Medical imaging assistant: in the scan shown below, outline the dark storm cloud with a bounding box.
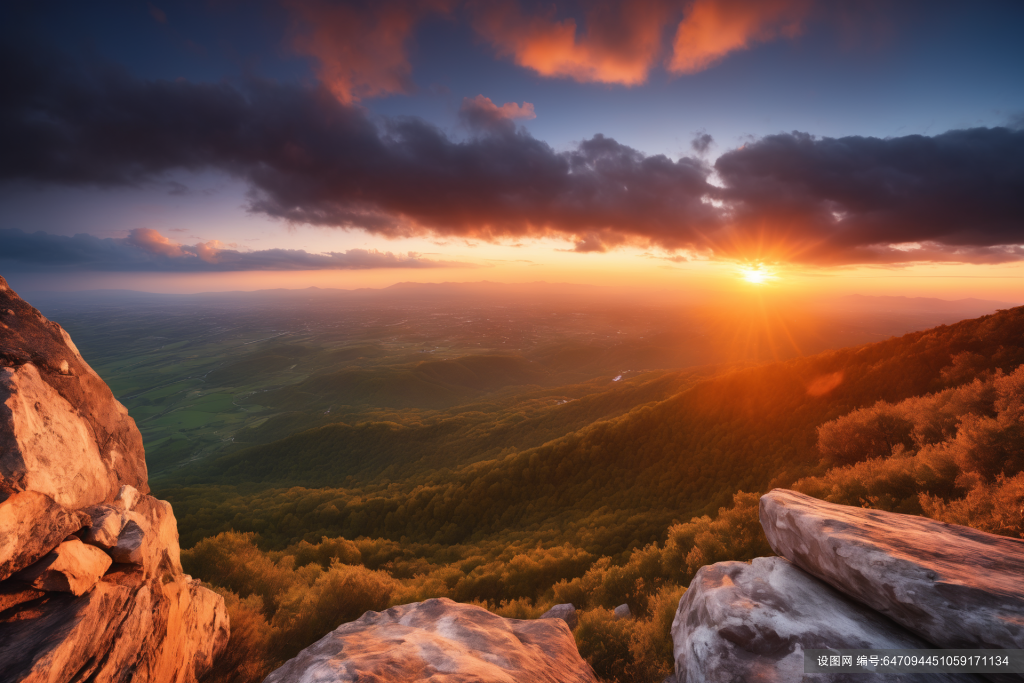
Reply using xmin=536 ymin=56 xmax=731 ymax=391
xmin=2 ymin=43 xmax=1024 ymax=266
xmin=0 ymin=229 xmax=473 ymax=272
xmin=714 ymin=128 xmax=1024 ymax=263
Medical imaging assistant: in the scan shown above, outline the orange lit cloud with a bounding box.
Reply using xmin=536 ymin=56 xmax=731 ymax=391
xmin=669 ymin=0 xmax=812 ymax=74
xmin=287 ymin=0 xmax=455 ymax=103
xmin=461 ymin=95 xmax=535 ymax=121
xmin=287 ymin=0 xmax=815 ymax=98
xmin=469 ymin=0 xmax=672 ymax=85
xmin=125 ymin=227 xmax=186 ymax=257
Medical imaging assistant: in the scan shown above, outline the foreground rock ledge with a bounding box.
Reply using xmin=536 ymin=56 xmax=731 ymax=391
xmin=0 ymin=276 xmax=229 ymax=683
xmin=672 ymin=556 xmax=982 ymax=683
xmin=263 ymin=597 xmax=598 ymax=683
xmin=760 ymin=489 xmax=1024 ymax=655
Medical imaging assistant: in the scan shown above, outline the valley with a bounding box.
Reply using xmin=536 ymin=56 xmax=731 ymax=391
xmin=26 ymin=283 xmax=1024 ymax=682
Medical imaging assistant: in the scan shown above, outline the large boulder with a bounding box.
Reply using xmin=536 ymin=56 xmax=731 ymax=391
xmin=672 ymin=556 xmax=982 ymax=683
xmin=760 ymin=489 xmax=1024 ymax=654
xmin=540 ymin=603 xmax=578 ymax=630
xmin=0 ymin=276 xmax=148 ymax=508
xmin=12 ymin=537 xmax=112 ymax=596
xmin=263 ymin=597 xmax=598 ymax=683
xmin=0 ymin=491 xmax=87 ymax=581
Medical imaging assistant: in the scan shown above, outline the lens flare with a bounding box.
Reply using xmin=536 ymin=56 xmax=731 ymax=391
xmin=739 ymin=266 xmax=775 ymax=284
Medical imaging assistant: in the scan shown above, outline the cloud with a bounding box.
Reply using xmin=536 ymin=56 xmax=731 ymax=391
xmin=274 ymin=0 xmax=817 ymax=103
xmin=691 ymin=132 xmax=714 ymax=155
xmin=3 ymin=44 xmax=1024 ymax=266
xmin=287 ymin=0 xmax=455 ymax=103
xmin=713 ymin=128 xmax=1024 ymax=264
xmin=468 ymin=0 xmax=673 ymax=86
xmin=669 ymin=0 xmax=812 ymax=74
xmin=460 ymin=95 xmax=536 ymax=133
xmin=0 ymin=229 xmax=476 ymax=272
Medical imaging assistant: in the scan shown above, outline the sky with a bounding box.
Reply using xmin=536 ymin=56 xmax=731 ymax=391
xmin=1 ymin=0 xmax=1023 ymax=299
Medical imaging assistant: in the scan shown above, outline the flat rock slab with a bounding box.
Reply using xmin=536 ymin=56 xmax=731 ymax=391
xmin=672 ymin=557 xmax=982 ymax=683
xmin=0 ymin=491 xmax=85 ymax=582
xmin=760 ymin=489 xmax=1024 ymax=655
xmin=263 ymin=597 xmax=598 ymax=683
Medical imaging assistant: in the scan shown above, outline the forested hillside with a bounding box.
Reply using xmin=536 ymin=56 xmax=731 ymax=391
xmin=166 ymin=306 xmax=1024 ymax=683
xmin=164 ymin=306 xmax=1024 ymax=551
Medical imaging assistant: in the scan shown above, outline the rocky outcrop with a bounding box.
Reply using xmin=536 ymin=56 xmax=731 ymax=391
xmin=760 ymin=489 xmax=1024 ymax=653
xmin=0 ymin=276 xmax=228 ymax=683
xmin=263 ymin=597 xmax=598 ymax=683
xmin=672 ymin=488 xmax=1024 ymax=683
xmin=672 ymin=556 xmax=981 ymax=683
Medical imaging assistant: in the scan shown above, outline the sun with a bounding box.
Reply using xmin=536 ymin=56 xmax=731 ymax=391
xmin=739 ymin=266 xmax=776 ymax=285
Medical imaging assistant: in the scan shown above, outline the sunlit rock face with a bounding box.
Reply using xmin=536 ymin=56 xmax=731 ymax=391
xmin=0 ymin=278 xmax=147 ymax=508
xmin=0 ymin=275 xmax=229 ymax=683
xmin=263 ymin=597 xmax=598 ymax=683
xmin=760 ymin=489 xmax=1024 ymax=654
xmin=672 ymin=557 xmax=979 ymax=683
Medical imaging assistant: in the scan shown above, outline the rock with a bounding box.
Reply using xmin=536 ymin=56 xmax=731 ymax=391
xmin=0 ymin=582 xmax=45 ymax=614
xmin=135 ymin=578 xmax=230 ymax=683
xmin=0 ymin=277 xmax=148 ymax=508
xmin=0 ymin=581 xmax=133 ymax=682
xmin=80 ymin=505 xmax=126 ymax=549
xmin=760 ymin=489 xmax=1024 ymax=653
xmin=110 ymin=520 xmax=145 ymax=566
xmin=613 ymin=603 xmax=632 ymax=620
xmin=0 ymin=277 xmax=228 ymax=681
xmin=13 ymin=537 xmax=112 ymax=596
xmin=110 ymin=495 xmax=183 ymax=579
xmin=113 ymin=484 xmax=140 ymax=511
xmin=672 ymin=557 xmax=980 ymax=683
xmin=0 ymin=490 xmax=86 ymax=581
xmin=540 ymin=603 xmax=578 ymax=630
xmin=0 ymin=574 xmax=228 ymax=683
xmin=263 ymin=597 xmax=598 ymax=683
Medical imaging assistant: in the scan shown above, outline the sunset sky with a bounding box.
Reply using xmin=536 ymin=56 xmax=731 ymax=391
xmin=2 ymin=0 xmax=1023 ymax=299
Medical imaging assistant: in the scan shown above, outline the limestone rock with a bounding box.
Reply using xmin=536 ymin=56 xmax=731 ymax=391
xmin=672 ymin=557 xmax=981 ymax=683
xmin=0 ymin=276 xmax=148 ymax=509
xmin=0 ymin=277 xmax=227 ymax=682
xmin=112 ymin=495 xmax=183 ymax=579
xmin=80 ymin=505 xmax=126 ymax=549
xmin=0 ymin=491 xmax=86 ymax=581
xmin=111 ymin=521 xmax=145 ymax=566
xmin=540 ymin=603 xmax=578 ymax=630
xmin=114 ymin=484 xmax=140 ymax=511
xmin=613 ymin=603 xmax=632 ymax=620
xmin=263 ymin=597 xmax=598 ymax=683
xmin=135 ymin=578 xmax=230 ymax=683
xmin=13 ymin=537 xmax=112 ymax=596
xmin=760 ymin=489 xmax=1024 ymax=653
